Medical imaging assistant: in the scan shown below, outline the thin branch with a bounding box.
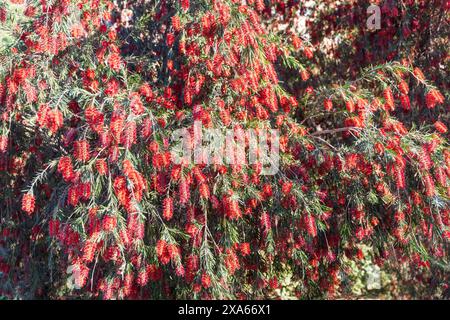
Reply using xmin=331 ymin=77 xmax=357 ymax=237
xmin=309 ymin=126 xmax=361 ymax=136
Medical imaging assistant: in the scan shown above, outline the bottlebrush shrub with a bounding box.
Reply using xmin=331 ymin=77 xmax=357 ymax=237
xmin=0 ymin=0 xmax=448 ymax=299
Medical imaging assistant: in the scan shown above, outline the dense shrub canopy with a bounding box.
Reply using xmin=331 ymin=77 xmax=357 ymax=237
xmin=0 ymin=0 xmax=448 ymax=299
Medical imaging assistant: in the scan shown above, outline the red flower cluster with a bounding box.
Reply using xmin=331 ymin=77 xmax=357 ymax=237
xmin=0 ymin=0 xmax=448 ymax=300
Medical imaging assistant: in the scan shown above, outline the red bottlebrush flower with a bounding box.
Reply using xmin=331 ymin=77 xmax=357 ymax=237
xmin=121 ymin=121 xmax=137 ymax=149
xmin=413 ymin=67 xmax=425 ymax=81
xmin=129 ymin=92 xmax=144 ymax=115
xmin=395 ymin=166 xmax=406 ymax=189
xmin=47 ymin=109 xmax=64 ymax=134
xmin=371 ymin=217 xmax=379 ymax=227
xmin=152 ymin=153 xmax=166 ymax=170
xmin=110 ymin=114 xmax=125 ymax=141
xmin=345 ymin=153 xmax=359 ymax=170
xmin=193 ymin=284 xmax=201 ymax=293
xmin=148 ymin=265 xmax=163 ymax=281
xmin=201 ymin=273 xmax=211 ymax=289
xmin=122 ymin=159 xmax=135 ymax=176
xmin=224 ymin=196 xmax=242 ymax=220
xmin=324 ymin=99 xmax=333 ymax=111
xmin=303 ymin=47 xmax=313 ymax=59
xmin=148 ymin=140 xmax=159 ymax=153
xmin=0 ymin=135 xmax=7 ymax=153
xmin=260 ymin=211 xmax=271 ymax=234
xmin=108 ymin=52 xmax=122 ymax=72
xmin=133 ymin=222 xmax=145 ymax=241
xmin=162 ymin=244 xmax=175 ymax=265
xmin=399 ymin=95 xmax=411 ymax=111
xmin=80 ymin=182 xmax=91 ymax=200
xmin=22 ymin=193 xmax=35 ymax=215
xmin=163 ymin=197 xmax=174 ymax=221
xmin=181 ymin=0 xmax=190 ymax=10
xmin=418 ymin=146 xmax=432 ymax=171
xmin=68 ymin=185 xmax=80 ymax=207
xmin=139 ymin=83 xmax=154 ymax=101
xmin=186 ymin=254 xmax=199 ymax=276
xmin=412 ymin=191 xmax=422 ymax=205
xmin=128 ymin=170 xmax=147 ymax=200
xmin=175 ymin=264 xmax=185 ymax=277
xmin=398 ymin=81 xmax=409 ymax=95
xmin=71 ymin=23 xmax=85 ymax=39
xmin=166 ymin=33 xmax=175 ymax=47
xmin=123 ymin=273 xmax=134 ymax=296
xmin=219 ymin=109 xmax=231 ymax=126
xmin=140 ymin=117 xmax=153 ymax=139
xmin=95 ymin=159 xmax=108 ymax=175
xmin=89 ymin=206 xmax=99 ymax=218
xmin=345 ymin=99 xmax=355 ymax=113
xmin=423 ymin=174 xmax=436 ymax=197
xmin=156 ymin=239 xmax=168 ymax=262
xmin=104 ymin=78 xmax=120 ymax=96
xmin=82 ymin=241 xmax=96 ymax=263
xmin=281 ymin=181 xmax=293 ymax=195
xmin=192 ymin=167 xmax=206 ymax=184
xmin=262 ymin=183 xmax=273 ymax=198
xmin=356 ymin=249 xmax=364 ymax=260
xmin=199 ymin=183 xmax=210 ymax=199
xmin=303 ymin=213 xmax=317 ymax=237
xmin=375 ymin=182 xmax=387 ymax=195
xmin=352 ymin=208 xmax=365 ymax=221
xmin=425 ymin=89 xmax=444 ymax=109
xmin=224 ymin=249 xmax=240 ymax=275
xmin=171 ymin=16 xmax=181 ymax=32
xmin=85 ymin=105 xmax=104 ymax=133
xmin=255 ymin=105 xmax=269 ymax=120
xmin=23 ymin=82 xmax=37 ymax=103
xmin=240 ymin=242 xmax=251 ymax=256
xmin=102 ymin=215 xmax=117 ymax=232
xmin=435 ymin=167 xmax=447 ymax=186
xmin=300 ymin=69 xmax=310 ymax=81
xmin=442 ymin=230 xmax=450 ymax=241
xmin=395 ymin=211 xmax=405 ymax=222
xmin=85 ymin=69 xmax=96 ymax=81
xmin=374 ymin=142 xmax=384 ymax=155
xmin=275 ymin=115 xmax=285 ymax=127
xmin=369 ymin=98 xmax=381 ymax=111
xmin=344 ymin=116 xmax=363 ymax=129
xmin=355 ymin=226 xmax=366 ymax=241
xmin=74 ymin=140 xmax=90 ymax=162
xmin=37 ymin=104 xmax=50 ymax=127
xmin=178 ymin=178 xmax=190 ymax=205
xmin=49 ymin=219 xmax=60 ymax=237
xmin=383 ymin=87 xmax=394 ymax=111
xmin=292 ymin=35 xmax=302 ymax=49
xmin=434 ymin=121 xmax=447 ymax=133
xmin=0 ymin=8 xmax=6 ymax=23
xmin=394 ymin=225 xmax=408 ymax=244
xmin=269 ymin=277 xmax=279 ymax=289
